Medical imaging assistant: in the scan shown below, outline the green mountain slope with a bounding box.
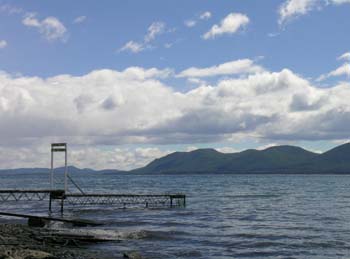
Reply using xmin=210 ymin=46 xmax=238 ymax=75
xmin=131 ymin=145 xmax=319 ymax=174
xmin=218 ymin=145 xmax=318 ymax=172
xmin=295 ymin=143 xmax=350 ymax=173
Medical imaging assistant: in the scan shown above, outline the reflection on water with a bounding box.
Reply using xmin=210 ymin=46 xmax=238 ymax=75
xmin=1 ymin=172 xmax=350 ymax=258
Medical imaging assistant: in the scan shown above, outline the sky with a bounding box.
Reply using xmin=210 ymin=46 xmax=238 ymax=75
xmin=0 ymin=0 xmax=350 ymax=170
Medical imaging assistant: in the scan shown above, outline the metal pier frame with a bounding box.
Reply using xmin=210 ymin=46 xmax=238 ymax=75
xmin=0 ymin=190 xmax=186 ymax=213
xmin=0 ymin=143 xmax=186 ymax=214
xmin=65 ymin=193 xmax=186 ymax=208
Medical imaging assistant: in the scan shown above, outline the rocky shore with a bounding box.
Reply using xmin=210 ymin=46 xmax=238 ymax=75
xmin=0 ymin=223 xmax=142 ymax=259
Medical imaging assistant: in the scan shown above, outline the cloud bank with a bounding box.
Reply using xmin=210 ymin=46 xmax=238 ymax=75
xmin=1 ymin=57 xmax=350 ymax=169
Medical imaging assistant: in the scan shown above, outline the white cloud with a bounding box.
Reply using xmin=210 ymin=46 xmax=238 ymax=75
xmin=318 ymin=53 xmax=350 ymax=81
xmin=278 ymin=0 xmax=350 ymax=25
xmin=144 ymin=22 xmax=165 ymax=43
xmin=215 ymin=147 xmax=238 ymax=153
xmin=119 ymin=41 xmax=144 ymax=53
xmin=22 ymin=13 xmax=40 ymax=27
xmin=279 ymin=0 xmax=320 ymax=24
xmin=187 ymin=77 xmax=207 ymax=85
xmin=203 ymin=13 xmax=250 ymax=39
xmin=0 ymin=40 xmax=7 ymax=49
xmin=328 ymin=63 xmax=350 ymax=78
xmin=0 ymin=145 xmax=172 ymax=170
xmin=186 ymin=146 xmax=198 ymax=152
xmin=68 ymin=147 xmax=172 ymax=170
xmin=338 ymin=52 xmax=350 ymax=61
xmin=22 ymin=13 xmax=67 ymax=42
xmin=2 ymin=59 xmax=350 ymax=168
xmin=0 ymin=4 xmax=23 ymax=15
xmin=177 ymin=59 xmax=265 ymax=78
xmin=164 ymin=43 xmax=173 ymax=49
xmin=120 ymin=21 xmax=166 ymax=54
xmin=199 ymin=11 xmax=212 ymax=20
xmin=331 ymin=0 xmax=350 ymax=4
xmin=184 ymin=20 xmax=197 ymax=27
xmin=184 ymin=11 xmax=211 ymax=28
xmin=317 ymin=63 xmax=350 ymax=81
xmin=73 ymin=16 xmax=87 ymax=24
xmin=268 ymin=32 xmax=280 ymax=37
xmin=256 ymin=143 xmax=279 ymax=150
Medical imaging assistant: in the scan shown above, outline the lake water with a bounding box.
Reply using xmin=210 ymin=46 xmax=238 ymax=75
xmin=1 ymin=172 xmax=350 ymax=258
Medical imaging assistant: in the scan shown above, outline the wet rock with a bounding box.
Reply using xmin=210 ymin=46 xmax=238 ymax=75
xmin=27 ymin=218 xmax=46 ymax=228
xmin=123 ymin=251 xmax=143 ymax=259
xmin=0 ymin=253 xmax=15 ymax=259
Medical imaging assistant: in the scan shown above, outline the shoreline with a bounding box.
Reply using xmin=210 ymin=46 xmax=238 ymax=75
xmin=0 ymin=222 xmax=136 ymax=259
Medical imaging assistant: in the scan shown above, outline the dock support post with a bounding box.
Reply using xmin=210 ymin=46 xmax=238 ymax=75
xmin=60 ymin=198 xmax=64 ymax=215
xmin=49 ymin=194 xmax=52 ymax=214
xmin=50 ymin=150 xmax=54 ymax=190
xmin=64 ymin=146 xmax=68 ymax=193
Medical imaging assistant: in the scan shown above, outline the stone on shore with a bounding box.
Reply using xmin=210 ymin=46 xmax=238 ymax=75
xmin=123 ymin=251 xmax=143 ymax=259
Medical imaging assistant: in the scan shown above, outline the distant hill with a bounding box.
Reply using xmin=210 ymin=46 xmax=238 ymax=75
xmin=293 ymin=143 xmax=350 ymax=173
xmin=3 ymin=143 xmax=350 ymax=175
xmin=131 ymin=143 xmax=350 ymax=174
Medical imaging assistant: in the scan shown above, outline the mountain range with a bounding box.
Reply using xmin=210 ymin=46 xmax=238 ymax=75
xmin=131 ymin=143 xmax=350 ymax=174
xmin=2 ymin=143 xmax=350 ymax=174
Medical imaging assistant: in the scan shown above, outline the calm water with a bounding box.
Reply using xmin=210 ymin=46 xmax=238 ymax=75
xmin=1 ymin=172 xmax=350 ymax=258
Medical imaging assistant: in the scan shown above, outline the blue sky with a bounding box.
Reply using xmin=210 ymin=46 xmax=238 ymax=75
xmin=0 ymin=0 xmax=350 ymax=169
xmin=1 ymin=0 xmax=349 ymax=78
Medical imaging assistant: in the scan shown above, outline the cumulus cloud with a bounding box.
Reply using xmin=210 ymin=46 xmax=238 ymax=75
xmin=2 ymin=59 xmax=350 ymax=168
xmin=73 ymin=15 xmax=87 ymax=24
xmin=177 ymin=59 xmax=265 ymax=78
xmin=0 ymin=40 xmax=7 ymax=49
xmin=0 ymin=144 xmax=172 ymax=170
xmin=203 ymin=12 xmax=249 ymax=39
xmin=22 ymin=13 xmax=67 ymax=42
